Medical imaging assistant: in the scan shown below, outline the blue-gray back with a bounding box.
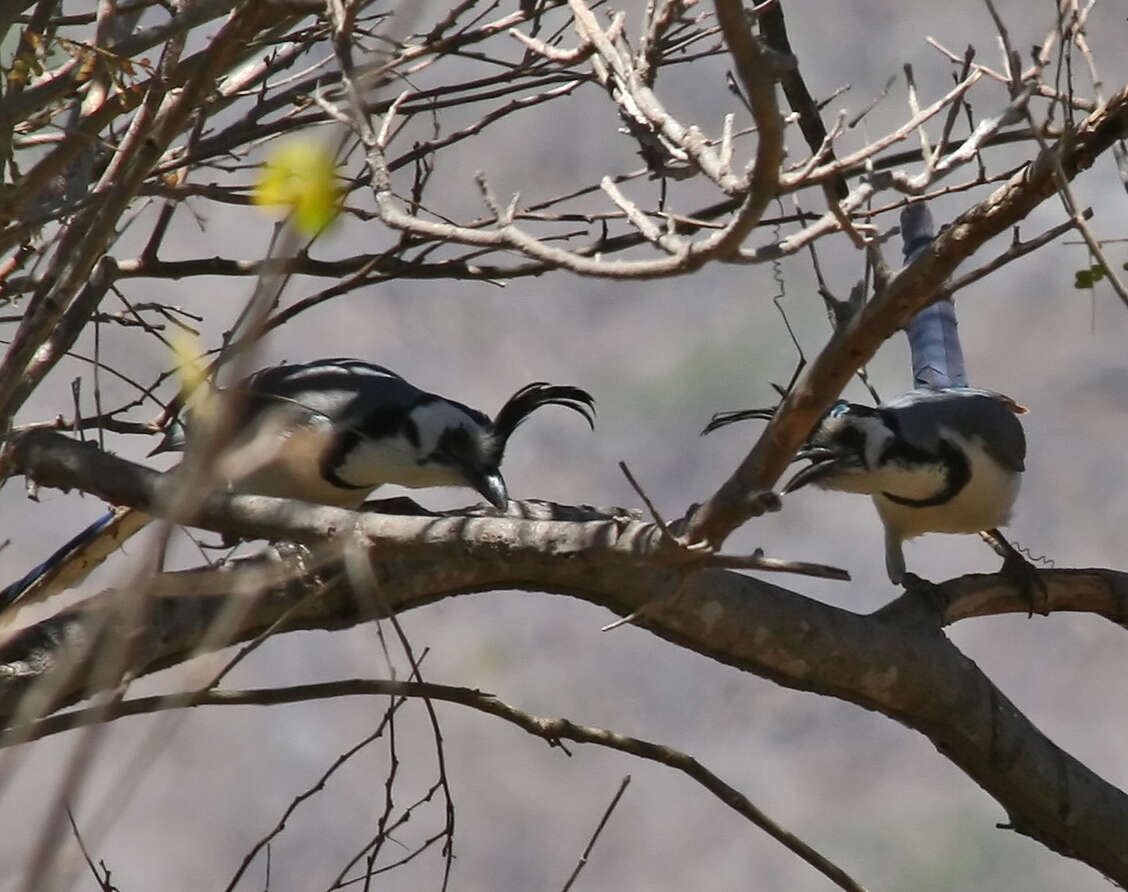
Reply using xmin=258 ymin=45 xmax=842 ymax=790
xmin=881 ymin=388 xmax=1026 ymax=472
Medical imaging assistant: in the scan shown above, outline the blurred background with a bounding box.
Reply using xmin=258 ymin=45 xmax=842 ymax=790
xmin=0 ymin=1 xmax=1126 ymax=889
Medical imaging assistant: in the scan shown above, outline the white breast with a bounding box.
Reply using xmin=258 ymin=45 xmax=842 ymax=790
xmin=332 ymin=432 xmax=466 ymax=491
xmin=874 ymin=434 xmax=1021 ymax=540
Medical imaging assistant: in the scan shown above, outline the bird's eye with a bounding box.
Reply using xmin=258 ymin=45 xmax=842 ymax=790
xmin=837 ymin=424 xmax=866 ymax=454
xmin=425 ymin=426 xmax=474 ymax=468
xmin=439 ymin=426 xmax=472 ymax=458
xmin=829 ymin=402 xmax=850 ymax=419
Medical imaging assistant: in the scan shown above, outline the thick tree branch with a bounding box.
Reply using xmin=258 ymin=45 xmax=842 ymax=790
xmin=2 ymin=433 xmax=1128 ymax=883
xmin=757 ymin=0 xmax=850 ymax=201
xmin=879 ymin=569 xmax=1128 ymax=628
xmin=0 ymin=430 xmax=846 ymax=587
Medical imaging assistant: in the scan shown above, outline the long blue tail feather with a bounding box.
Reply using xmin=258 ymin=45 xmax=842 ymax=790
xmin=0 ymin=510 xmax=118 ymax=606
xmin=0 ymin=506 xmax=153 ymax=614
xmin=901 ymin=204 xmax=968 ymax=390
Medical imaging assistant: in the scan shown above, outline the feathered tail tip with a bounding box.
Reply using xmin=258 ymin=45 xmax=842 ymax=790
xmin=700 ymin=407 xmax=776 ymax=435
xmin=0 ymin=508 xmax=122 ymax=610
xmin=491 ymin=383 xmax=595 ymax=456
xmin=995 ymin=393 xmax=1029 ymax=415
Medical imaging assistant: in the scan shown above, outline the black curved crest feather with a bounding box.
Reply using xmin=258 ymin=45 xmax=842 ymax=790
xmin=489 ymin=383 xmax=595 ymax=460
xmin=700 ymin=406 xmax=776 ymax=436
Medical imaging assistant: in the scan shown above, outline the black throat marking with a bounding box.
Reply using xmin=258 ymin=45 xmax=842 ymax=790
xmin=879 ymin=437 xmax=971 ymax=508
xmin=320 ymin=427 xmax=370 ymax=490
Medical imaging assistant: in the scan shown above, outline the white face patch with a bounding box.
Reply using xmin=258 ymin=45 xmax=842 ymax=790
xmin=408 ymin=400 xmax=485 ymax=457
xmin=808 ymin=414 xmax=896 ymax=495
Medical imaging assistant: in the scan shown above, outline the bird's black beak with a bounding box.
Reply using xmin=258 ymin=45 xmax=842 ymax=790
xmin=782 ymin=447 xmax=860 ymax=493
xmin=147 ymin=419 xmax=187 ymax=457
xmin=469 ymin=468 xmax=509 ymax=509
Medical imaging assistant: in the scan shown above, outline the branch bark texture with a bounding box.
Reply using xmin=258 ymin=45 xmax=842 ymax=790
xmin=3 ymin=429 xmax=1128 ymax=885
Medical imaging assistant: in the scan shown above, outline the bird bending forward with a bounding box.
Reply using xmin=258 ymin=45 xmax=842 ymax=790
xmin=1 ymin=358 xmax=595 ymax=612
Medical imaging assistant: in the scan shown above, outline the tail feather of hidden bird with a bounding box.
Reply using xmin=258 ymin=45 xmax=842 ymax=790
xmin=0 ymin=507 xmax=153 ymax=617
xmin=0 ymin=358 xmax=595 ymax=618
xmin=703 ymin=204 xmax=1032 ymax=588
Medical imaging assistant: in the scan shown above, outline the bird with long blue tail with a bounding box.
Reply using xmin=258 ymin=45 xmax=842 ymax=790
xmin=704 ymin=204 xmax=1042 ymax=599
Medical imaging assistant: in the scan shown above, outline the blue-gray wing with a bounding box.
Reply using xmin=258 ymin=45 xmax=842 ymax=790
xmin=880 ymin=388 xmax=1026 ymax=472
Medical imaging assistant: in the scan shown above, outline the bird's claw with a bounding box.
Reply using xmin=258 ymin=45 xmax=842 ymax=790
xmin=1000 ymin=548 xmax=1048 ymax=618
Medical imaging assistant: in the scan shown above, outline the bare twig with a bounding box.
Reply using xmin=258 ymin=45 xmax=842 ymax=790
xmin=64 ymin=804 xmax=117 ymax=892
xmin=947 ymin=211 xmax=1091 ymax=293
xmin=13 ymin=680 xmax=869 ymax=892
xmin=560 ymin=775 xmax=632 ymax=892
xmin=224 ymin=695 xmax=409 ymax=892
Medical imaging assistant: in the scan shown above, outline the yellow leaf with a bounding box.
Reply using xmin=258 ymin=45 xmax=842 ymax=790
xmin=170 ymin=332 xmax=207 ymax=402
xmin=253 ymin=140 xmax=342 ymax=235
